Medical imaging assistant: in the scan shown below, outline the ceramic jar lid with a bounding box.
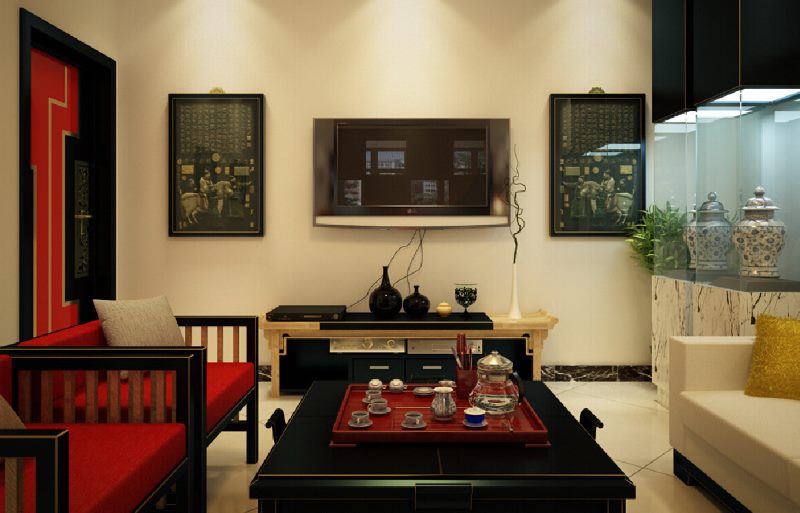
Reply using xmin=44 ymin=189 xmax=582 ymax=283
xmin=742 ymin=186 xmax=779 ymax=211
xmin=697 ymin=192 xmax=728 ymax=214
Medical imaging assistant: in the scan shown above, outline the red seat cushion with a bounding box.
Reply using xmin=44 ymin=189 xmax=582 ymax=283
xmin=54 ymin=362 xmax=254 ymax=432
xmin=0 ymin=423 xmax=185 ymax=513
xmin=0 ymin=355 xmax=11 ymax=402
xmin=205 ymin=362 xmax=254 ymax=430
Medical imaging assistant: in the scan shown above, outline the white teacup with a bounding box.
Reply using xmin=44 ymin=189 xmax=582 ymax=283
xmin=350 ymin=410 xmax=370 ymax=425
xmin=389 ymin=378 xmax=404 ymax=392
xmin=404 ymin=411 xmax=423 ymax=426
xmin=368 ymin=378 xmax=383 ymax=391
xmin=370 ymin=398 xmax=389 ymax=413
xmin=365 ymin=389 xmax=382 ymax=402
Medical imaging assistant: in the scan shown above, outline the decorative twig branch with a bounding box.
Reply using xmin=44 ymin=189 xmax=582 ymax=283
xmin=508 ymin=145 xmax=526 ymax=263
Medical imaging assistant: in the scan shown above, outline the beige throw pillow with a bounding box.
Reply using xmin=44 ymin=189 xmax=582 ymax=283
xmin=93 ymin=296 xmax=185 ymax=347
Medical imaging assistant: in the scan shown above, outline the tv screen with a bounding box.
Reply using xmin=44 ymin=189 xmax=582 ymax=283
xmin=314 ymin=119 xmax=510 ymax=228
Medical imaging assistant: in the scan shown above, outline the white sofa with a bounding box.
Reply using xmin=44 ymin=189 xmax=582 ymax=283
xmin=670 ymin=335 xmax=800 ymax=513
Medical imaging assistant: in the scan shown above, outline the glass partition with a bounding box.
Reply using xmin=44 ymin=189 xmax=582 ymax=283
xmin=653 ymin=90 xmax=800 ymax=290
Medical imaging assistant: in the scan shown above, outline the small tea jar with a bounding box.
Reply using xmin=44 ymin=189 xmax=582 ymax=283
xmin=733 ymin=186 xmax=786 ymax=278
xmin=695 ymin=192 xmax=733 ymax=271
xmin=430 ymin=386 xmax=457 ymax=420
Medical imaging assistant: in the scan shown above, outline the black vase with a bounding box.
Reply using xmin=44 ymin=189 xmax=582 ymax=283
xmin=369 ymin=266 xmax=402 ymax=319
xmin=403 ymin=285 xmax=430 ymax=317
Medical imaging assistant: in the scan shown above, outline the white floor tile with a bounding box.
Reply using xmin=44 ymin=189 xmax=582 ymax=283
xmin=628 ymin=468 xmax=723 ymax=513
xmin=615 ymin=459 xmax=642 ymax=477
xmin=555 ymin=387 xmax=671 ymax=468
xmin=570 ymin=381 xmax=667 ymax=412
xmin=543 ymin=380 xmax=587 ymax=395
xmin=646 ymin=448 xmax=674 ymax=476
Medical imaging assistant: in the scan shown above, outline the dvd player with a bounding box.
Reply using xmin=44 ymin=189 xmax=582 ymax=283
xmin=266 ymin=305 xmax=346 ymax=322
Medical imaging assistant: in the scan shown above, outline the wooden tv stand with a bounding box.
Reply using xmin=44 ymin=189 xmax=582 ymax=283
xmin=260 ymin=310 xmax=558 ymax=397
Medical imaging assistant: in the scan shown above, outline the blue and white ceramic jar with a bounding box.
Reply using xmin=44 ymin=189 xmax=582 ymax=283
xmin=695 ymin=192 xmax=732 ymax=272
xmin=733 ymin=186 xmax=786 ymax=278
xmin=683 ymin=206 xmax=698 ymax=270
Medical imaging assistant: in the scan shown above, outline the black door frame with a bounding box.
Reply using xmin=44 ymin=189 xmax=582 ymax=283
xmin=19 ymin=8 xmax=116 ymax=340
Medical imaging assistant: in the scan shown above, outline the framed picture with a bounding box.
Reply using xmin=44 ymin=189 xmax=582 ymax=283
xmin=549 ymin=93 xmax=645 ymax=236
xmin=168 ymin=93 xmax=264 ymax=236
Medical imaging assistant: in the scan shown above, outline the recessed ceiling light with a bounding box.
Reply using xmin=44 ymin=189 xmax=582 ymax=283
xmin=711 ymin=88 xmax=800 ymax=104
xmin=662 ymin=111 xmax=697 ymax=123
xmin=696 ymin=109 xmax=750 ymax=119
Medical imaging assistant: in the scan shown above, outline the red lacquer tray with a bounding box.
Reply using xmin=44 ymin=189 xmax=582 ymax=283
xmin=330 ymin=384 xmax=550 ymax=448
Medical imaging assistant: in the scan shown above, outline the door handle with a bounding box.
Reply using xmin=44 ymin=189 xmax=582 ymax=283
xmin=422 ymin=365 xmax=442 ymax=370
xmin=75 ymin=210 xmax=93 ymax=235
xmin=369 ymin=365 xmax=390 ymax=370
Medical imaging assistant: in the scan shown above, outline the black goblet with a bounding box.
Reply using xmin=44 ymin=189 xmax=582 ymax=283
xmin=454 ymin=283 xmax=478 ymax=316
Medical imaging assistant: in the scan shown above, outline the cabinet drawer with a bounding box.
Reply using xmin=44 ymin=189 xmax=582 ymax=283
xmin=405 ymin=358 xmax=456 ymax=382
xmin=352 ymin=358 xmax=405 ymax=383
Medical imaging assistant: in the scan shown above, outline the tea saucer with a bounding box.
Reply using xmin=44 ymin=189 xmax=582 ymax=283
xmin=362 ymin=397 xmax=378 ymax=405
xmin=413 ymin=387 xmax=433 ymax=396
xmin=367 ymin=406 xmax=392 ymax=415
xmin=348 ymin=419 xmax=373 ymax=429
xmin=463 ymin=419 xmax=488 ymax=429
xmin=401 ymin=420 xmax=427 ymax=429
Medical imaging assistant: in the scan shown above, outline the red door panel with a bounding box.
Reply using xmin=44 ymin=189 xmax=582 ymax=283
xmin=30 ymin=49 xmax=80 ymax=336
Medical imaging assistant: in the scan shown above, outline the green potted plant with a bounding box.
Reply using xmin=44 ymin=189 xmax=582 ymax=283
xmin=626 ymin=203 xmax=689 ymax=274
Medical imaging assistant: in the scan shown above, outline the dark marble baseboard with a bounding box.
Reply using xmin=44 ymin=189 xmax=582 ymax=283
xmin=259 ymin=364 xmax=652 ymax=383
xmin=541 ymin=365 xmax=651 ymax=382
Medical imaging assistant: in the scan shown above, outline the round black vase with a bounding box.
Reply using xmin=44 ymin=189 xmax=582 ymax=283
xmin=369 ymin=266 xmax=402 ymax=319
xmin=403 ymin=285 xmax=430 ymax=317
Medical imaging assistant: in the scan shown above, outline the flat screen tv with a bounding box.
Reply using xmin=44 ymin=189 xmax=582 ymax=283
xmin=314 ymin=118 xmax=510 ymax=228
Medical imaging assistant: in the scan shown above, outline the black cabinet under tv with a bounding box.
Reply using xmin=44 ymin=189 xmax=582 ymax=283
xmin=278 ymin=338 xmax=532 ymax=395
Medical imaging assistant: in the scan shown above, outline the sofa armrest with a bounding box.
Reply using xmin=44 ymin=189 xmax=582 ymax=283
xmin=668 ymin=336 xmax=753 ymax=452
xmin=0 ymin=429 xmax=69 ymax=513
xmin=176 ymin=316 xmax=258 ymax=366
xmin=669 ymin=336 xmax=754 ymax=394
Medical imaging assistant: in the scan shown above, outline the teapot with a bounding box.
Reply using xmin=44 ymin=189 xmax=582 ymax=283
xmin=468 ymin=351 xmax=523 ymax=415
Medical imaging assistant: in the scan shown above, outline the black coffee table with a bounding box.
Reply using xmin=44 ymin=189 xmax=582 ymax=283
xmin=250 ymin=381 xmax=635 ymax=512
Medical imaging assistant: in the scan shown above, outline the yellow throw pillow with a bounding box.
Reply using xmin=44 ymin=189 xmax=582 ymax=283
xmin=744 ymin=314 xmax=800 ymax=400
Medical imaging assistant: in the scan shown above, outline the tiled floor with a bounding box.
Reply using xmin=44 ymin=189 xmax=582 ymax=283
xmin=206 ymin=381 xmax=725 ymax=513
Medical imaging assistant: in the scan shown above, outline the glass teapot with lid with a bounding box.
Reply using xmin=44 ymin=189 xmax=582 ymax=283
xmin=468 ymin=351 xmax=522 ymax=415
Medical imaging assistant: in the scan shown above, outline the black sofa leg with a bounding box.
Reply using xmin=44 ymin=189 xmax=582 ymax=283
xmin=673 ymin=450 xmax=752 ymax=513
xmin=246 ymin=391 xmax=259 ymax=464
xmin=673 ymin=451 xmax=695 ymax=486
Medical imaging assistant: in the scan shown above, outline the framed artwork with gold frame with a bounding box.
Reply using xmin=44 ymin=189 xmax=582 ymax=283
xmin=168 ymin=93 xmax=264 ymax=236
xmin=549 ymin=93 xmax=645 ymax=236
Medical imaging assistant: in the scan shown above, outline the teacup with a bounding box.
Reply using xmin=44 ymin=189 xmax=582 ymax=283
xmin=367 ymin=378 xmax=383 ymax=391
xmin=365 ymin=389 xmax=382 ymax=402
xmin=404 ymin=411 xmax=423 ymax=426
xmin=370 ymin=398 xmax=389 ymax=413
xmin=350 ymin=410 xmax=370 ymax=425
xmin=438 ymin=380 xmax=456 ymax=388
xmin=464 ymin=406 xmax=486 ymax=424
xmin=389 ymin=378 xmax=404 ymax=392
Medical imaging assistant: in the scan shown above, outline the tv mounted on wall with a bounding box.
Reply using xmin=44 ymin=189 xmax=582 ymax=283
xmin=313 ymin=118 xmax=510 ymax=228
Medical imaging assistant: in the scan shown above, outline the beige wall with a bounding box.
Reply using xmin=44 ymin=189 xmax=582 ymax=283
xmin=3 ymin=0 xmax=653 ymax=366
xmin=0 ymin=0 xmax=118 ymax=343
